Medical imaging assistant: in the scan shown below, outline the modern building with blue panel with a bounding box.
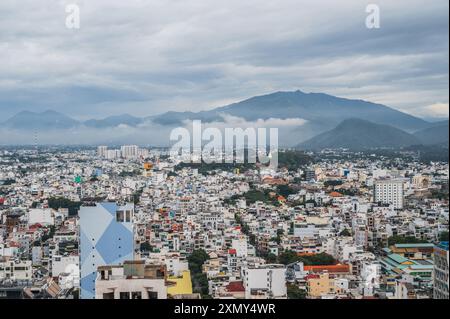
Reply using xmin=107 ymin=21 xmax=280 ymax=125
xmin=79 ymin=202 xmax=135 ymax=299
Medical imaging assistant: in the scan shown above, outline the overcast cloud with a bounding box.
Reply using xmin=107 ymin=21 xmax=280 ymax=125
xmin=0 ymin=0 xmax=448 ymax=120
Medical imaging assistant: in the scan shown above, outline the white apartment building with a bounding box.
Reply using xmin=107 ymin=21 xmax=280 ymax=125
xmin=51 ymin=254 xmax=79 ymax=277
xmin=0 ymin=259 xmax=32 ymax=281
xmin=374 ymin=179 xmax=404 ymax=209
xmin=97 ymin=146 xmax=108 ymax=158
xmin=232 ymin=238 xmax=248 ymax=258
xmin=0 ymin=244 xmax=16 ymax=258
xmin=27 ymin=208 xmax=54 ymax=226
xmin=121 ymin=145 xmax=139 ymax=159
xmin=165 ymin=257 xmax=189 ymax=277
xmin=243 ymin=264 xmax=287 ymax=299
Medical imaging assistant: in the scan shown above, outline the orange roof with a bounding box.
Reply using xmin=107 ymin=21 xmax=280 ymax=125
xmin=304 ymin=264 xmax=350 ymax=273
xmin=329 ymin=191 xmax=343 ymax=198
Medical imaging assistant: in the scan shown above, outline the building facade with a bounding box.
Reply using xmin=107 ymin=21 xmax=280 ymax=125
xmin=433 ymin=242 xmax=449 ymax=299
xmin=374 ymin=180 xmax=404 ymax=209
xmin=243 ymin=264 xmax=287 ymax=299
xmin=79 ymin=202 xmax=134 ymax=299
xmin=95 ymin=261 xmax=168 ymax=299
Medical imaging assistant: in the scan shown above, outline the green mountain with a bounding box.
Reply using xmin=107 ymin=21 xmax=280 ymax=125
xmin=298 ymin=118 xmax=421 ymax=150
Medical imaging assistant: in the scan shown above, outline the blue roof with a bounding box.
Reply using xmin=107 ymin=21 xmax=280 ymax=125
xmin=409 ymin=265 xmax=434 ymax=270
xmin=394 ymin=243 xmax=434 ymax=248
xmin=437 ymin=242 xmax=449 ymax=251
xmin=387 ymin=253 xmax=409 ymax=264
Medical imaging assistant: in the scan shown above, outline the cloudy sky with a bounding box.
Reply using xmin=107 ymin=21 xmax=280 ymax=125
xmin=0 ymin=0 xmax=448 ymax=121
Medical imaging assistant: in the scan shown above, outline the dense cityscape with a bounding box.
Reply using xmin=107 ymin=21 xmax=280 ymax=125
xmin=0 ymin=145 xmax=448 ymax=299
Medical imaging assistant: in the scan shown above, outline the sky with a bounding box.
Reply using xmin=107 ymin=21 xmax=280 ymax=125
xmin=0 ymin=0 xmax=448 ymax=121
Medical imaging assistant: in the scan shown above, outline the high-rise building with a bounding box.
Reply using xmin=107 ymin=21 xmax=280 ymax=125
xmin=374 ymin=179 xmax=404 ymax=209
xmin=121 ymin=145 xmax=139 ymax=159
xmin=433 ymin=242 xmax=449 ymax=299
xmin=79 ymin=202 xmax=135 ymax=299
xmin=97 ymin=146 xmax=108 ymax=158
xmin=305 ymin=169 xmax=316 ymax=181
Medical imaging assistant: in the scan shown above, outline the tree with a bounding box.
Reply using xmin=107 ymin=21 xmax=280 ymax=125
xmin=278 ymin=251 xmax=299 ymax=265
xmin=192 ymin=273 xmax=209 ymax=296
xmin=299 ymin=253 xmax=336 ymax=266
xmin=48 ymin=197 xmax=82 ymax=216
xmin=287 ymin=284 xmax=306 ymax=299
xmin=388 ymin=236 xmax=429 ymax=246
xmin=276 ymin=229 xmax=284 ymax=244
xmin=276 ymin=185 xmax=296 ymax=197
xmin=140 ymin=242 xmax=152 ymax=252
xmin=41 ymin=225 xmax=56 ymax=242
xmin=188 ymin=249 xmax=210 ymax=298
xmin=188 ymin=249 xmax=209 ymax=274
xmin=324 ymin=180 xmax=343 ymax=188
xmin=266 ymin=253 xmax=277 ymax=263
xmin=439 ymin=231 xmax=449 ymax=242
xmin=278 ymin=251 xmax=336 ymax=266
xmin=339 ymin=229 xmax=352 ymax=237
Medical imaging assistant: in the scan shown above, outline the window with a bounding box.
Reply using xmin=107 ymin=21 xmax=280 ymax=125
xmin=120 ymin=292 xmax=130 ymax=299
xmin=148 ymin=291 xmax=158 ymax=299
xmin=116 ymin=210 xmax=124 ymax=222
xmin=131 ymin=292 xmax=142 ymax=299
xmin=125 ymin=210 xmax=131 ymax=222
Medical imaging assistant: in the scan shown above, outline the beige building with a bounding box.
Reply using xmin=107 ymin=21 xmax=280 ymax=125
xmin=95 ymin=260 xmax=170 ymax=299
xmin=306 ymin=272 xmax=348 ymax=298
xmin=0 ymin=258 xmax=32 ymax=281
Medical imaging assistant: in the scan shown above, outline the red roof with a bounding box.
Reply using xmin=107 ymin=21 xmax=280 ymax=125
xmin=304 ymin=264 xmax=350 ymax=273
xmin=226 ymin=281 xmax=245 ymax=292
xmin=228 ymin=249 xmax=237 ymax=255
xmin=0 ymin=198 xmax=4 ymax=204
xmin=29 ymin=223 xmax=43 ymax=229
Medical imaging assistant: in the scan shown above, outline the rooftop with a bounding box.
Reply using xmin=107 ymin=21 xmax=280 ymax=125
xmin=436 ymin=242 xmax=449 ymax=251
xmin=393 ymin=243 xmax=434 ymax=248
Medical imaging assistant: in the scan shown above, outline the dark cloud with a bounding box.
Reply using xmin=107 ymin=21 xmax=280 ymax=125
xmin=0 ymin=0 xmax=448 ymax=120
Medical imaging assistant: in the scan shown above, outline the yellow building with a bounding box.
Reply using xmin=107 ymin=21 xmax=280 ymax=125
xmin=143 ymin=162 xmax=153 ymax=177
xmin=307 ymin=273 xmax=335 ymax=298
xmin=167 ymin=270 xmax=193 ymax=297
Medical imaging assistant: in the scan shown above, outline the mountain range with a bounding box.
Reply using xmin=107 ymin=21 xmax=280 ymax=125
xmin=1 ymin=90 xmax=448 ymax=149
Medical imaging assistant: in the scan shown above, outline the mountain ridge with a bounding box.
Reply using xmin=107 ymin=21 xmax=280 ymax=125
xmin=298 ymin=118 xmax=422 ymax=150
xmin=2 ymin=90 xmax=445 ymax=147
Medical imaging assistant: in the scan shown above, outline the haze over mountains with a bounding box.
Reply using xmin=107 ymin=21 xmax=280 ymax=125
xmin=299 ymin=119 xmax=423 ymax=150
xmin=1 ymin=90 xmax=448 ymax=149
